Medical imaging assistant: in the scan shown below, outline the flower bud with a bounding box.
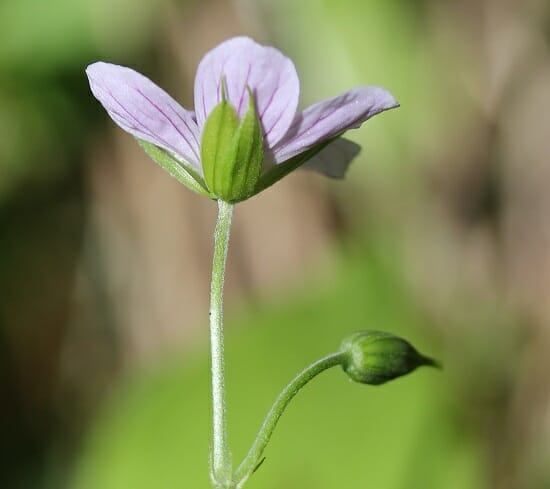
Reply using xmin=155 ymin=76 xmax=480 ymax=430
xmin=340 ymin=330 xmax=440 ymax=385
xmin=201 ymin=82 xmax=263 ymax=203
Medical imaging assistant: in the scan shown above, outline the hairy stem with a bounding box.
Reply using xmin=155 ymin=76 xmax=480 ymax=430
xmin=210 ymin=199 xmax=234 ymax=487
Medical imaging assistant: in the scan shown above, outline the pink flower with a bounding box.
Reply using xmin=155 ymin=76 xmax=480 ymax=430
xmin=86 ymin=36 xmax=397 ymax=201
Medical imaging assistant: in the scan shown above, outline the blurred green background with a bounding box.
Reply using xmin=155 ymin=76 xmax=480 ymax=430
xmin=1 ymin=0 xmax=549 ymax=488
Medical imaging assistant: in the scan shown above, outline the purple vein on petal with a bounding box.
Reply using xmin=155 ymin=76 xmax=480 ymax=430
xmin=292 ymin=103 xmax=341 ymax=141
xmin=237 ymin=63 xmax=252 ymax=114
xmin=86 ymin=62 xmax=202 ymax=169
xmin=109 ymin=94 xmax=176 ymax=154
xmin=259 ymin=69 xmax=283 ymax=125
xmin=263 ymin=95 xmax=293 ymax=140
xmin=100 ymin=85 xmax=196 ymax=167
xmin=166 ymin=102 xmax=201 ymax=160
xmin=259 ymin=79 xmax=279 ymax=119
xmin=100 ymin=86 xmax=161 ymax=141
xmin=272 ymin=86 xmax=398 ymax=164
xmin=193 ymin=37 xmax=300 ymax=145
xmin=135 ymin=88 xmax=200 ymax=162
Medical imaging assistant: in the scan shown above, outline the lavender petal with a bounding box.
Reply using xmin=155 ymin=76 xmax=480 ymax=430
xmin=194 ymin=36 xmax=300 ymax=148
xmin=86 ymin=62 xmax=202 ymax=172
xmin=272 ymin=86 xmax=398 ymax=164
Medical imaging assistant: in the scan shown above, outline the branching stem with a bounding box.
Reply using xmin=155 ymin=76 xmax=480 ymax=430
xmin=234 ymin=352 xmax=345 ymax=487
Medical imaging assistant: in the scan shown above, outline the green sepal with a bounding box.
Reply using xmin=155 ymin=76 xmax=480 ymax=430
xmin=229 ymin=87 xmax=263 ymax=201
xmin=200 ymin=86 xmax=240 ymax=196
xmin=136 ymin=139 xmax=213 ymax=198
xmin=201 ymin=85 xmax=263 ymax=203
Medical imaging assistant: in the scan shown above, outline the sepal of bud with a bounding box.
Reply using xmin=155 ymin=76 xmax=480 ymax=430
xmin=340 ymin=330 xmax=440 ymax=385
xmin=201 ymin=81 xmax=263 ymax=203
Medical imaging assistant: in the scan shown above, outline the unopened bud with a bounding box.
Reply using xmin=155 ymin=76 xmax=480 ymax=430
xmin=340 ymin=330 xmax=440 ymax=385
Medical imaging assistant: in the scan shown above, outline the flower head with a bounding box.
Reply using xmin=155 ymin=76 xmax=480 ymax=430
xmin=86 ymin=36 xmax=398 ymax=202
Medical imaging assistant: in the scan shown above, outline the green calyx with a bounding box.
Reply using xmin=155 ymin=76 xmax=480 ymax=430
xmin=340 ymin=330 xmax=440 ymax=385
xmin=136 ymin=139 xmax=213 ymax=198
xmin=201 ymin=82 xmax=263 ymax=203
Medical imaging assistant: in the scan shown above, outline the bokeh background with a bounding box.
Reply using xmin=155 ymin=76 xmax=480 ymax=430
xmin=1 ymin=0 xmax=550 ymax=488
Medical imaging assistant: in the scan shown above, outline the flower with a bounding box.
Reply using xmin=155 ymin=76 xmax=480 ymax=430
xmin=86 ymin=36 xmax=398 ymax=202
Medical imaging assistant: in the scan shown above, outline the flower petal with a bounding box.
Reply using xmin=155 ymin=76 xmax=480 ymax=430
xmin=86 ymin=62 xmax=201 ymax=171
xmin=272 ymin=86 xmax=397 ymax=164
xmin=194 ymin=37 xmax=300 ymax=148
xmin=302 ymin=138 xmax=361 ymax=178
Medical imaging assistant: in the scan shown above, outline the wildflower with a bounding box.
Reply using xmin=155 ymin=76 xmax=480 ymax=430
xmin=86 ymin=36 xmax=398 ymax=202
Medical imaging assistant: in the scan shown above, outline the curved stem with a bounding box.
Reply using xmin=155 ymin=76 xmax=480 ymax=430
xmin=210 ymin=199 xmax=234 ymax=487
xmin=234 ymin=351 xmax=345 ymax=487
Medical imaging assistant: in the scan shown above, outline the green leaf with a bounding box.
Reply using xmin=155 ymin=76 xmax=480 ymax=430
xmin=136 ymin=139 xmax=213 ymax=198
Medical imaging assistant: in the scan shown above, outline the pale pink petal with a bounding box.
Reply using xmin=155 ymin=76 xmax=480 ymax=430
xmin=86 ymin=62 xmax=201 ymax=171
xmin=272 ymin=86 xmax=397 ymax=164
xmin=194 ymin=37 xmax=300 ymax=148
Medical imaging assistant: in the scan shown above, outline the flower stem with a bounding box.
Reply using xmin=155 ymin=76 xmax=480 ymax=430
xmin=210 ymin=199 xmax=234 ymax=488
xmin=234 ymin=351 xmax=345 ymax=487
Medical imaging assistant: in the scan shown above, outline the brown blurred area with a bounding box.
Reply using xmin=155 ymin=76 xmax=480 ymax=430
xmin=1 ymin=0 xmax=550 ymax=488
xmin=404 ymin=1 xmax=550 ymax=487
